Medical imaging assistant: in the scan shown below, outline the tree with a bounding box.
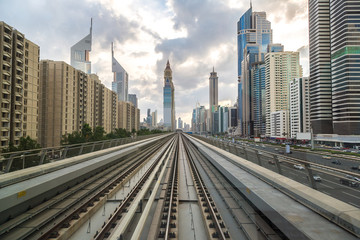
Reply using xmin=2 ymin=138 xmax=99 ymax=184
xmin=81 ymin=123 xmax=92 ymax=141
xmin=92 ymin=126 xmax=105 ymax=141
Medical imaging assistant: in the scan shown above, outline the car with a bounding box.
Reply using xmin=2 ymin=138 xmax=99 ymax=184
xmin=268 ymin=160 xmax=275 ymax=165
xmin=313 ymin=175 xmax=322 ymax=182
xmin=331 ymin=160 xmax=341 ymax=165
xmin=350 ymin=166 xmax=360 ymax=171
xmin=275 ymin=148 xmax=279 ymax=151
xmin=261 ymin=144 xmax=266 ymax=148
xmin=345 ymin=175 xmax=360 ymax=182
xmin=294 ymin=164 xmax=305 ymax=170
xmin=339 ymin=178 xmax=359 ymax=187
xmin=278 ymin=150 xmax=284 ymax=154
xmin=322 ymin=155 xmax=331 ymax=159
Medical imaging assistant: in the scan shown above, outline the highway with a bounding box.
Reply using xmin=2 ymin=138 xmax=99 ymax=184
xmin=203 ymin=137 xmax=360 ymax=208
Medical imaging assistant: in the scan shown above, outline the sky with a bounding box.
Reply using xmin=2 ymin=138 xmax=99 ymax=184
xmin=0 ymin=0 xmax=309 ymax=126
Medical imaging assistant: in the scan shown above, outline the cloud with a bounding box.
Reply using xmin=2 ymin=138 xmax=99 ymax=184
xmin=0 ymin=0 xmax=309 ymax=125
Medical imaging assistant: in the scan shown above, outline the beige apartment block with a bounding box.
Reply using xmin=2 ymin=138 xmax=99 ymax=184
xmin=102 ymin=86 xmax=118 ymax=133
xmin=117 ymin=101 xmax=139 ymax=132
xmin=265 ymin=51 xmax=302 ymax=137
xmin=77 ymin=70 xmax=88 ymax=131
xmin=87 ymin=74 xmax=102 ymax=130
xmin=39 ymin=60 xmax=78 ymax=147
xmin=23 ymin=39 xmax=40 ymax=141
xmin=0 ymin=21 xmax=40 ymax=148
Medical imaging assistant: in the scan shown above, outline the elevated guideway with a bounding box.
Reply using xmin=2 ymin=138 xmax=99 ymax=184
xmin=0 ymin=133 xmax=358 ymax=240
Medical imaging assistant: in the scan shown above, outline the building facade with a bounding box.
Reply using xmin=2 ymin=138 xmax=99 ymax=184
xmin=70 ymin=19 xmax=92 ymax=74
xmin=111 ymin=42 xmax=128 ymax=102
xmin=270 ymin=111 xmax=288 ymax=139
xmin=209 ymin=67 xmax=218 ymax=133
xmin=237 ymin=6 xmax=272 ymax=134
xmin=128 ymin=94 xmax=138 ymax=108
xmin=290 ymin=77 xmax=310 ymax=139
xmin=265 ymin=51 xmax=303 ymax=137
xmin=163 ymin=60 xmax=175 ymax=131
xmin=0 ymin=22 xmax=40 ymax=148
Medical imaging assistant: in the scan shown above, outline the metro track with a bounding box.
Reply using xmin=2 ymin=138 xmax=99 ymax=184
xmin=0 ymin=135 xmax=173 ymax=240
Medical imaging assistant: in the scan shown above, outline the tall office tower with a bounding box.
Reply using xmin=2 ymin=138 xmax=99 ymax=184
xmin=309 ymin=0 xmax=360 ymax=135
xmin=0 ymin=22 xmax=40 ymax=148
xmin=237 ymin=6 xmax=272 ymax=136
xmin=265 ymin=52 xmax=303 ymax=137
xmin=70 ymin=19 xmax=92 ymax=74
xmin=251 ymin=62 xmax=266 ymax=137
xmin=151 ymin=110 xmax=157 ymax=127
xmin=128 ymin=94 xmax=138 ymax=108
xmin=290 ymin=77 xmax=310 ymax=138
xmin=330 ymin=0 xmax=360 ymax=134
xmin=163 ymin=60 xmax=175 ymax=131
xmin=308 ymin=0 xmax=332 ymax=134
xmin=209 ymin=67 xmax=218 ymax=133
xmin=178 ymin=117 xmax=183 ymax=129
xmin=111 ymin=43 xmax=129 ymax=102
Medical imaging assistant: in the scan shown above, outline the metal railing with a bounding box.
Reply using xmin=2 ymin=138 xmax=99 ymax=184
xmin=192 ymin=135 xmax=360 ymax=191
xmin=0 ymin=134 xmax=166 ymax=174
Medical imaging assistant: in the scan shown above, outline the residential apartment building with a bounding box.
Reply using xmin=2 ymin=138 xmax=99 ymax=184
xmin=290 ymin=77 xmax=310 ymax=139
xmin=39 ymin=60 xmax=79 ymax=147
xmin=270 ymin=111 xmax=288 ymax=139
xmin=265 ymin=51 xmax=302 ymax=137
xmin=117 ymin=101 xmax=139 ymax=132
xmin=0 ymin=21 xmax=40 ymax=148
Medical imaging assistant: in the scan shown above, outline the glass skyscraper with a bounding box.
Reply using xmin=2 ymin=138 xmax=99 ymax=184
xmin=237 ymin=6 xmax=272 ymax=136
xmin=111 ymin=42 xmax=128 ymax=102
xmin=163 ymin=60 xmax=175 ymax=131
xmin=70 ymin=19 xmax=92 ymax=74
xmin=309 ymin=0 xmax=360 ymax=135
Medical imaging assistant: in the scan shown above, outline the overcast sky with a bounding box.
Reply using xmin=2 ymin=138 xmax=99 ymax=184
xmin=1 ymin=0 xmax=308 ymax=125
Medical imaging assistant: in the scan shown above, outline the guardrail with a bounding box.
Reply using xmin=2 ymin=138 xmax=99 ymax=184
xmin=0 ymin=134 xmax=166 ymax=173
xmin=192 ymin=135 xmax=360 ymax=191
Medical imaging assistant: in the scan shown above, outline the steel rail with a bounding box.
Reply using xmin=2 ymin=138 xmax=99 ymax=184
xmin=181 ymin=134 xmax=229 ymax=240
xmin=164 ymin=135 xmax=179 ymax=240
xmin=94 ymin=136 xmax=177 ymax=240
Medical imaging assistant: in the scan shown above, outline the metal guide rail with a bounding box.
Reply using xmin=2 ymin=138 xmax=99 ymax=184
xmin=0 ymin=135 xmax=172 ymax=240
xmin=159 ymin=135 xmax=179 ymax=239
xmin=93 ymin=135 xmax=178 ymax=240
xmin=188 ymin=134 xmax=360 ymax=239
xmin=181 ymin=134 xmax=230 ymax=239
xmin=184 ymin=136 xmax=282 ymax=240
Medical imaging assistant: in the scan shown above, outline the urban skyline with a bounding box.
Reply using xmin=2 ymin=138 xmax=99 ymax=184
xmin=0 ymin=0 xmax=309 ymax=125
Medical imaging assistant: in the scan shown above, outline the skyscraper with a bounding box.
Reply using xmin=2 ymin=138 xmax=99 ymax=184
xmin=237 ymin=6 xmax=272 ymax=136
xmin=309 ymin=0 xmax=360 ymax=135
xmin=163 ymin=60 xmax=175 ymax=131
xmin=128 ymin=94 xmax=138 ymax=108
xmin=70 ymin=19 xmax=92 ymax=74
xmin=265 ymin=51 xmax=303 ymax=137
xmin=290 ymin=77 xmax=310 ymax=138
xmin=111 ymin=42 xmax=129 ymax=102
xmin=308 ymin=0 xmax=332 ymax=134
xmin=209 ymin=67 xmax=218 ymax=133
